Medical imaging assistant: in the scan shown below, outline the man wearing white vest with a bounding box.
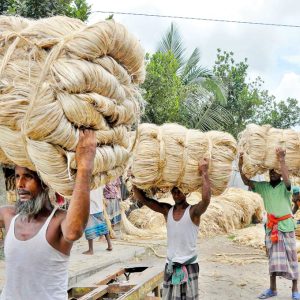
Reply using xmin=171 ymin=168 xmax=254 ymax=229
xmin=133 ymin=158 xmax=211 ymax=300
xmin=0 ymin=129 xmax=97 ymax=300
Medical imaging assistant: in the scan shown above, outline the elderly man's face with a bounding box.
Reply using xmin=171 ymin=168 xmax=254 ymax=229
xmin=15 ymin=166 xmax=42 ymax=201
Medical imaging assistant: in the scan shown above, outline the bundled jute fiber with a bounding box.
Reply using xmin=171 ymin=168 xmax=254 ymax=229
xmin=238 ymin=124 xmax=300 ymax=178
xmin=121 ymin=188 xmax=263 ymax=239
xmin=233 ymin=224 xmax=265 ymax=250
xmin=234 ymin=225 xmax=300 ymax=262
xmin=131 ymin=123 xmax=237 ymax=195
xmin=120 ymin=201 xmax=166 ymax=240
xmin=0 ymin=16 xmax=145 ymax=196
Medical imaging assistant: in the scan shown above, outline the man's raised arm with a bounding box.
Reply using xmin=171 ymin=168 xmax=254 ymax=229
xmin=132 ymin=185 xmax=171 ymax=217
xmin=276 ymin=148 xmax=291 ymax=190
xmin=61 ymin=129 xmax=97 ymax=242
xmin=238 ymin=152 xmax=254 ymax=190
xmin=190 ymin=158 xmax=211 ymax=225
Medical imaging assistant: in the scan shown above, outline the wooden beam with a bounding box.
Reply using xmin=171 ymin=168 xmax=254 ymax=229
xmin=77 ymin=285 xmax=108 ymax=300
xmin=117 ymin=267 xmax=164 ymax=300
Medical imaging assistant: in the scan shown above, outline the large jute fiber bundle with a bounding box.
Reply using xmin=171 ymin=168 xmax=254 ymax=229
xmin=131 ymin=123 xmax=237 ymax=195
xmin=0 ymin=16 xmax=145 ymax=196
xmin=238 ymin=124 xmax=300 ymax=178
xmin=121 ymin=188 xmax=263 ymax=239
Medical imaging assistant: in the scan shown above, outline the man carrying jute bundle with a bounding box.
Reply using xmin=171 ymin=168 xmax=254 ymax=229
xmin=133 ymin=158 xmax=211 ymax=300
xmin=0 ymin=129 xmax=97 ymax=300
xmin=239 ymin=148 xmax=299 ymax=300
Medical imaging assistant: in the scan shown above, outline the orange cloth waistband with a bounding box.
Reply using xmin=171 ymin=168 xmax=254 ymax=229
xmin=267 ymin=213 xmax=292 ymax=243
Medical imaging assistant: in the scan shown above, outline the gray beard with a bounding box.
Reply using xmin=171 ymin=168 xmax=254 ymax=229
xmin=15 ymin=190 xmax=50 ymax=218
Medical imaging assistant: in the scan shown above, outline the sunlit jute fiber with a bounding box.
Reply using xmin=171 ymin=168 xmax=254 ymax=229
xmin=121 ymin=188 xmax=263 ymax=239
xmin=0 ymin=16 xmax=145 ymax=196
xmin=131 ymin=123 xmax=237 ymax=195
xmin=238 ymin=124 xmax=300 ymax=178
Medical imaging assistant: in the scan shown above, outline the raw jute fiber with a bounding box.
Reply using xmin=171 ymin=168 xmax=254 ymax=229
xmin=238 ymin=124 xmax=300 ymax=178
xmin=0 ymin=16 xmax=145 ymax=196
xmin=121 ymin=188 xmax=263 ymax=239
xmin=131 ymin=123 xmax=237 ymax=195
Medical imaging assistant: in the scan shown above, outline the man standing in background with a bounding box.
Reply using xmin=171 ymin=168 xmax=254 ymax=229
xmin=83 ymin=186 xmax=112 ymax=255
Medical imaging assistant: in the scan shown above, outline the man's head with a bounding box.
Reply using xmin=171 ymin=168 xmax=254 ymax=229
xmin=269 ymin=169 xmax=281 ymax=183
xmin=15 ymin=166 xmax=49 ymax=217
xmin=171 ymin=187 xmax=186 ymax=205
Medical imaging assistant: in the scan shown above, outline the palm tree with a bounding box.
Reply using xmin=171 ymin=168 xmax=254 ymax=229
xmin=157 ymin=23 xmax=232 ymax=131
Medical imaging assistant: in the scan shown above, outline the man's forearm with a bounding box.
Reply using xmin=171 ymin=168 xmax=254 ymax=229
xmin=279 ymin=160 xmax=291 ymax=188
xmin=62 ymin=168 xmax=92 ymax=241
xmin=202 ymin=172 xmax=211 ymax=204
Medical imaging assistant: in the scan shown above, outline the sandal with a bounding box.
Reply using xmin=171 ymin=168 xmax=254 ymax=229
xmin=258 ymin=289 xmax=277 ymax=299
xmin=292 ymin=292 xmax=300 ymax=300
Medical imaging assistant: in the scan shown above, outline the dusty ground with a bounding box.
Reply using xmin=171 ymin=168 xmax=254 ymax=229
xmin=117 ymin=234 xmax=296 ymax=300
xmin=0 ymin=231 xmax=297 ymax=299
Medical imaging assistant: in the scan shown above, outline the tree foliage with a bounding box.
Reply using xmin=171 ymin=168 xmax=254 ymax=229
xmin=141 ymin=51 xmax=184 ymax=125
xmin=213 ymin=49 xmax=300 ymax=136
xmin=0 ymin=0 xmax=91 ymax=21
xmin=142 ymin=23 xmax=231 ymax=131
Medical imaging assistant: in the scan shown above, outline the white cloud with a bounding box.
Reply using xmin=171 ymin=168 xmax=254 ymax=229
xmin=273 ymin=72 xmax=300 ymax=100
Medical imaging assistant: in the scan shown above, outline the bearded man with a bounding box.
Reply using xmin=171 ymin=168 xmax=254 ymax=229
xmin=0 ymin=129 xmax=97 ymax=300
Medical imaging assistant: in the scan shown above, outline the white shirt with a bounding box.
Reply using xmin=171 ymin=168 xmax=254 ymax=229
xmin=90 ymin=186 xmax=104 ymax=214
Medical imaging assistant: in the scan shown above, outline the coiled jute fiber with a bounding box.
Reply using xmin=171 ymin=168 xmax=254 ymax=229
xmin=238 ymin=124 xmax=300 ymax=178
xmin=131 ymin=123 xmax=237 ymax=195
xmin=0 ymin=16 xmax=145 ymax=196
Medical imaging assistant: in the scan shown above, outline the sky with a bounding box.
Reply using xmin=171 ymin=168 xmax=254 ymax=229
xmin=87 ymin=0 xmax=300 ymax=103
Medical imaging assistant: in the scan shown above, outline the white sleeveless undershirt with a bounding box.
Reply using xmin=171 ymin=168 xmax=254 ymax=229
xmin=166 ymin=205 xmax=199 ymax=264
xmin=1 ymin=208 xmax=69 ymax=300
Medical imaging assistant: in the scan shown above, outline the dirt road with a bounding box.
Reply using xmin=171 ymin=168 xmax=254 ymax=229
xmin=119 ymin=235 xmax=295 ymax=300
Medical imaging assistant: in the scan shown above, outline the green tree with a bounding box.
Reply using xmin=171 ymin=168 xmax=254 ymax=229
xmin=213 ymin=49 xmax=262 ymax=137
xmin=214 ymin=49 xmax=300 ymax=135
xmin=0 ymin=0 xmax=13 ymax=14
xmin=253 ymin=93 xmax=300 ymax=129
xmin=144 ymin=23 xmax=232 ymax=131
xmin=158 ymin=23 xmax=226 ymax=103
xmin=141 ymin=51 xmax=184 ymax=125
xmin=1 ymin=0 xmax=91 ymax=21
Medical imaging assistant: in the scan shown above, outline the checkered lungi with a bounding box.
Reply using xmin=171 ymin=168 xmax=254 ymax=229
xmin=162 ymin=263 xmax=199 ymax=300
xmin=266 ymin=230 xmax=299 ymax=280
xmin=84 ymin=212 xmax=109 ymax=240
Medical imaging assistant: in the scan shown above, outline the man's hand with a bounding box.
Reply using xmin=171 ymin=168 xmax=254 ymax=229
xmin=75 ymin=129 xmax=97 ymax=172
xmin=198 ymin=158 xmax=209 ymax=175
xmin=276 ymin=147 xmax=286 ymax=162
xmin=238 ymin=152 xmax=244 ymax=169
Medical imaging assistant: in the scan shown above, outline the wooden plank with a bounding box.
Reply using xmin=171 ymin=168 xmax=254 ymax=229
xmin=69 ymin=286 xmax=98 ymax=298
xmin=117 ymin=267 xmax=164 ymax=300
xmin=96 ymin=268 xmax=125 ymax=285
xmin=107 ymin=284 xmax=135 ymax=294
xmin=77 ymin=285 xmax=108 ymax=300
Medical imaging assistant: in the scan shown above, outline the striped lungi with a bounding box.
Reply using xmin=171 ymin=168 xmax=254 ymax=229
xmin=84 ymin=212 xmax=109 ymax=240
xmin=162 ymin=263 xmax=199 ymax=300
xmin=266 ymin=230 xmax=299 ymax=280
